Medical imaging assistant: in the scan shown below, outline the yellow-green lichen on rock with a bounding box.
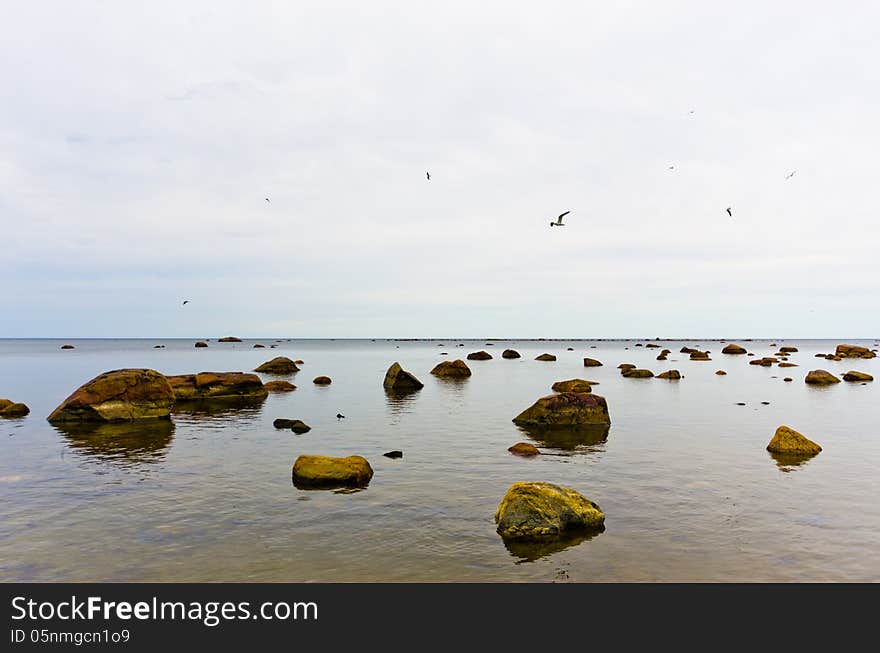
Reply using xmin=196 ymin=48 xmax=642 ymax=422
xmin=551 ymin=379 xmax=593 ymax=393
xmin=47 ymin=369 xmax=175 ymax=423
xmin=292 ymin=455 xmax=373 ymax=489
xmin=766 ymin=425 xmax=822 ymax=456
xmin=494 ymin=481 xmax=605 ymax=539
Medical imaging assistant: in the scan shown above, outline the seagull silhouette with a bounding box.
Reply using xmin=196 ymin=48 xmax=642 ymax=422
xmin=785 ymin=170 xmax=796 ymax=180
xmin=550 ymin=211 xmax=570 ymax=227
xmin=265 ymin=197 xmax=270 ymax=203
xmin=182 ymin=300 xmax=190 ymax=305
xmin=725 ymin=207 xmax=733 ymax=217
xmin=668 ymin=165 xmax=675 ymax=170
xmin=336 ymin=413 xmax=345 ymax=419
xmin=426 ymin=171 xmax=430 ymax=181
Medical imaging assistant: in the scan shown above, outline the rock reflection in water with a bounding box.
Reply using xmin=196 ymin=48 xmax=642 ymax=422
xmin=384 ymin=387 xmax=420 ymax=421
xmin=53 ymin=419 xmax=174 ymax=466
xmin=171 ymin=397 xmax=266 ymax=420
xmin=515 ymin=423 xmax=610 ymax=453
xmin=768 ymin=451 xmax=819 ymax=473
xmin=502 ymin=526 xmax=605 ymax=563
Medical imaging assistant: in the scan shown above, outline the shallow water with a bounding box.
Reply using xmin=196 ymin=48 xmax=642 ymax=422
xmin=1 ymin=337 xmax=878 ymax=582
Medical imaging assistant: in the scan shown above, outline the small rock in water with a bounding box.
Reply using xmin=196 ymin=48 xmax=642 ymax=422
xmin=383 ymin=450 xmax=403 ymax=459
xmin=736 ymin=402 xmax=746 ymax=406
xmin=508 ymin=442 xmax=540 ymax=456
xmin=761 ymin=401 xmax=770 ymax=405
xmin=313 ymin=376 xmax=332 ymax=385
xmin=784 ymin=377 xmax=793 ymax=382
xmin=61 ymin=344 xmax=75 ymax=349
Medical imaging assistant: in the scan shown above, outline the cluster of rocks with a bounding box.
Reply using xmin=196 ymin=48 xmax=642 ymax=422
xmin=0 ymin=399 xmax=30 ymax=418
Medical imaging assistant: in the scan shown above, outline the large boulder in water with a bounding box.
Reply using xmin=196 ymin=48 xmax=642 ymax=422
xmin=513 ymin=392 xmax=610 ymax=428
xmin=804 ymin=370 xmax=841 ymax=385
xmin=166 ymin=372 xmax=268 ymax=400
xmin=551 ymin=379 xmax=593 ymax=393
xmin=431 ymin=359 xmax=472 ymax=378
xmin=502 ymin=349 xmax=521 ymax=359
xmin=721 ymin=343 xmax=747 ymax=354
xmin=467 ymin=350 xmax=493 ymax=360
xmin=835 ymin=344 xmax=875 ymax=359
xmin=843 ymin=371 xmax=873 ymax=382
xmin=383 ymin=362 xmax=424 ymax=390
xmin=291 ymin=455 xmax=373 ymax=489
xmin=766 ymin=425 xmax=822 ymax=455
xmin=47 ymin=369 xmax=174 ymax=423
xmin=254 ymin=357 xmax=300 ymax=374
xmin=494 ymin=482 xmax=605 ymax=539
xmin=0 ymin=399 xmax=30 ymax=418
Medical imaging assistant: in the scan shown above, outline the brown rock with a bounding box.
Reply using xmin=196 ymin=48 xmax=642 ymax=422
xmin=721 ymin=343 xmax=747 ymax=354
xmin=835 ymin=344 xmax=876 ymax=359
xmin=551 ymin=379 xmax=593 ymax=393
xmin=804 ymin=370 xmax=841 ymax=385
xmin=313 ymin=376 xmax=332 ymax=385
xmin=292 ymin=455 xmax=373 ymax=489
xmin=779 ymin=346 xmax=798 ymax=353
xmin=512 ymin=392 xmax=611 ymax=428
xmin=430 ymin=359 xmax=472 ymax=378
xmin=254 ymin=357 xmax=300 ymax=374
xmin=784 ymin=377 xmax=793 ymax=382
xmin=778 ymin=362 xmax=798 ymax=368
xmin=502 ymin=349 xmax=521 ymax=359
xmin=535 ymin=353 xmax=557 ymax=361
xmin=383 ymin=362 xmax=424 ymax=390
xmin=467 ymin=350 xmax=493 ymax=360
xmin=656 ymin=370 xmax=681 ymax=380
xmin=47 ymin=369 xmax=175 ymax=423
xmin=843 ymin=371 xmax=873 ymax=382
xmin=622 ymin=368 xmax=654 ymax=378
xmin=582 ymin=358 xmax=603 ymax=367
xmin=689 ymin=351 xmax=711 ymax=360
xmin=715 ymin=370 xmax=727 ymax=375
xmin=166 ymin=372 xmax=268 ymax=400
xmin=767 ymin=425 xmax=822 ymax=455
xmin=253 ymin=344 xmax=265 ymax=348
xmin=218 ymin=336 xmax=242 ymax=342
xmin=0 ymin=400 xmax=30 ymax=418
xmin=264 ymin=380 xmax=296 ymax=392
xmin=194 ymin=341 xmax=208 ymax=348
xmin=508 ymin=442 xmax=540 ymax=456
xmin=61 ymin=344 xmax=75 ymax=349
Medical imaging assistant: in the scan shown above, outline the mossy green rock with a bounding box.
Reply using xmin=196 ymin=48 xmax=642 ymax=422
xmin=805 ymin=370 xmax=840 ymax=385
xmin=513 ymin=392 xmax=610 ymax=427
xmin=292 ymin=455 xmax=373 ymax=489
xmin=0 ymin=400 xmax=30 ymax=418
xmin=383 ymin=362 xmax=424 ymax=390
xmin=47 ymin=369 xmax=174 ymax=423
xmin=767 ymin=425 xmax=822 ymax=455
xmin=551 ymin=379 xmax=593 ymax=393
xmin=494 ymin=482 xmax=605 ymax=539
xmin=254 ymin=357 xmax=300 ymax=374
xmin=166 ymin=372 xmax=268 ymax=400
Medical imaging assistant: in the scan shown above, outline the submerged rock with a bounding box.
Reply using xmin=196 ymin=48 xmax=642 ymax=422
xmin=715 ymin=370 xmax=727 ymax=375
xmin=383 ymin=362 xmax=424 ymax=391
xmin=292 ymin=455 xmax=373 ymax=489
xmin=779 ymin=346 xmax=798 ymax=353
xmin=253 ymin=344 xmax=265 ymax=348
xmin=767 ymin=425 xmax=822 ymax=456
xmin=778 ymin=362 xmax=798 ymax=368
xmin=618 ymin=363 xmax=636 ymax=371
xmin=166 ymin=372 xmax=268 ymax=400
xmin=513 ymin=392 xmax=610 ymax=428
xmin=0 ymin=400 xmax=29 ymax=418
xmin=467 ymin=350 xmax=493 ymax=360
xmin=383 ymin=450 xmax=403 ymax=459
xmin=622 ymin=368 xmax=654 ymax=378
xmin=264 ymin=380 xmax=296 ymax=392
xmin=721 ymin=343 xmax=747 ymax=354
xmin=430 ymin=359 xmax=472 ymax=378
xmin=582 ymin=358 xmax=603 ymax=367
xmin=656 ymin=370 xmax=681 ymax=380
xmin=494 ymin=482 xmax=605 ymax=539
xmin=254 ymin=357 xmax=300 ymax=374
xmin=502 ymin=349 xmax=521 ymax=359
xmin=218 ymin=336 xmax=242 ymax=343
xmin=805 ymin=370 xmax=841 ymax=385
xmin=61 ymin=344 xmax=75 ymax=349
xmin=689 ymin=351 xmax=711 ymax=361
xmin=508 ymin=442 xmax=540 ymax=456
xmin=47 ymin=369 xmax=174 ymax=423
xmin=750 ymin=357 xmax=777 ymax=366
xmin=551 ymin=379 xmax=593 ymax=393
xmin=784 ymin=377 xmax=793 ymax=382
xmin=843 ymin=371 xmax=873 ymax=382
xmin=535 ymin=353 xmax=557 ymax=361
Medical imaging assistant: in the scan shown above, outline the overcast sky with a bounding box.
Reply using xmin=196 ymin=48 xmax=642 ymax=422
xmin=2 ymin=1 xmax=878 ymax=338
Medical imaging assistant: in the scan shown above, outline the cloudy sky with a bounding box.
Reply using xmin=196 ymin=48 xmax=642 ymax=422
xmin=2 ymin=1 xmax=878 ymax=338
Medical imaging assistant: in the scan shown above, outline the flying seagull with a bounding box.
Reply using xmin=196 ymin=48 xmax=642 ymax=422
xmin=265 ymin=197 xmax=270 ymax=203
xmin=182 ymin=300 xmax=190 ymax=305
xmin=426 ymin=171 xmax=430 ymax=180
xmin=785 ymin=170 xmax=796 ymax=180
xmin=336 ymin=413 xmax=345 ymax=419
xmin=668 ymin=165 xmax=675 ymax=170
xmin=550 ymin=211 xmax=570 ymax=227
xmin=725 ymin=207 xmax=732 ymax=217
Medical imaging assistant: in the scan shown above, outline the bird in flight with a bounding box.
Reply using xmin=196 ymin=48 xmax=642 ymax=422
xmin=265 ymin=197 xmax=270 ymax=203
xmin=182 ymin=300 xmax=190 ymax=305
xmin=785 ymin=170 xmax=796 ymax=180
xmin=725 ymin=207 xmax=733 ymax=217
xmin=668 ymin=165 xmax=675 ymax=170
xmin=426 ymin=171 xmax=430 ymax=181
xmin=336 ymin=413 xmax=345 ymax=419
xmin=550 ymin=211 xmax=570 ymax=227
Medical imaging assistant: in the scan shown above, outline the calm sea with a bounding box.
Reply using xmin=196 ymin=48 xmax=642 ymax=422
xmin=1 ymin=337 xmax=878 ymax=581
